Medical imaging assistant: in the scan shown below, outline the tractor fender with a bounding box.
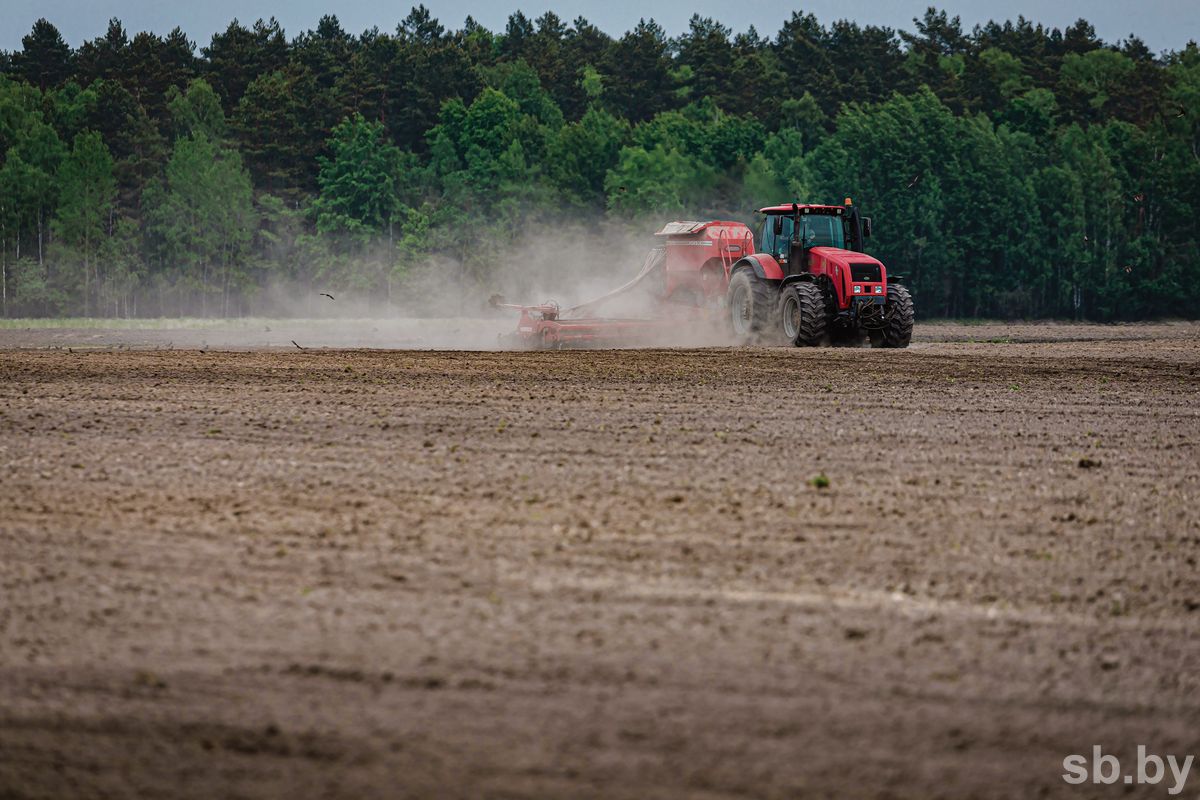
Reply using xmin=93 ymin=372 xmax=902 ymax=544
xmin=730 ymin=254 xmax=785 ymax=281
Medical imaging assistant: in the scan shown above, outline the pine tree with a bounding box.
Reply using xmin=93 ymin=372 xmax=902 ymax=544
xmin=602 ymin=20 xmax=675 ymax=122
xmin=201 ymin=18 xmax=288 ymax=112
xmin=14 ymin=20 xmax=73 ymax=91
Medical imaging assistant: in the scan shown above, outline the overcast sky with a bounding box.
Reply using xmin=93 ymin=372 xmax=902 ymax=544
xmin=3 ymin=0 xmax=1198 ymax=54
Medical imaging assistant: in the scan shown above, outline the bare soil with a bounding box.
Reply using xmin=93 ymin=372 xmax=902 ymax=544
xmin=1 ymin=322 xmax=1198 ymax=799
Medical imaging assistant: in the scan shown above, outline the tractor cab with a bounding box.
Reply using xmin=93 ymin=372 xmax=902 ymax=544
xmin=756 ymin=201 xmax=872 ymax=277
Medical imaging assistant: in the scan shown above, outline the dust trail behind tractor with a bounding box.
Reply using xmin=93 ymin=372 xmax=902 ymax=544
xmin=494 ymin=221 xmax=752 ymax=349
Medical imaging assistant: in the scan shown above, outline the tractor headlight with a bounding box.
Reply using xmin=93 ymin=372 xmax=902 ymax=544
xmin=853 ymin=285 xmax=862 ymax=294
xmin=874 ymin=285 xmax=883 ymax=294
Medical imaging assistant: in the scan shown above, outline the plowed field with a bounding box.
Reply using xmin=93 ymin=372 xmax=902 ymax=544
xmin=2 ymin=322 xmax=1198 ymax=798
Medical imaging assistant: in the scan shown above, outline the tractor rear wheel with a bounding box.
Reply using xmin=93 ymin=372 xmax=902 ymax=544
xmin=872 ymin=283 xmax=914 ymax=348
xmin=727 ymin=270 xmax=774 ymax=344
xmin=778 ymin=282 xmax=827 ymax=347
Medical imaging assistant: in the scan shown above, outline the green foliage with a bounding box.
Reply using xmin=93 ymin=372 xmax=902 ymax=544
xmin=0 ymin=9 xmax=1196 ymax=320
xmin=742 ymin=128 xmax=809 ymax=204
xmin=167 ymin=78 xmax=226 ymax=140
xmin=1061 ymin=50 xmax=1135 ymax=111
xmin=233 ymin=68 xmax=319 ymax=195
xmin=805 ymin=87 xmax=1050 ymax=316
xmin=52 ymin=131 xmax=115 ymax=314
xmin=580 ymin=65 xmax=603 ymax=101
xmin=148 ymin=131 xmax=255 ymax=314
xmin=55 ymin=132 xmax=115 ymax=243
xmin=977 ymin=47 xmax=1030 ymax=101
xmin=314 ymin=114 xmax=403 ymax=234
xmin=548 ymin=105 xmax=628 ymax=202
xmin=201 ymin=18 xmax=288 ymax=111
xmin=605 ymin=145 xmax=718 ymax=214
xmin=14 ymin=19 xmax=73 ymax=90
xmin=8 ymin=257 xmax=62 ymax=314
xmin=97 ymin=217 xmax=143 ymax=316
xmin=779 ymin=93 xmax=828 ymax=150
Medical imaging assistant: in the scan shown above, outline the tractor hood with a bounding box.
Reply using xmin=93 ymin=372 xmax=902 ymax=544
xmin=807 ymin=247 xmax=884 ymax=271
xmin=807 ymin=247 xmax=888 ymax=309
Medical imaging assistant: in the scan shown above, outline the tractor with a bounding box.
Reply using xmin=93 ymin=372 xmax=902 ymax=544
xmin=725 ymin=199 xmax=914 ymax=347
xmin=495 ymin=198 xmax=914 ymax=349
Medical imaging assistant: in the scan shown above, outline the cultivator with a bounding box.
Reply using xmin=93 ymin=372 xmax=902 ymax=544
xmin=493 ymin=235 xmax=732 ymax=349
xmin=494 ymin=200 xmax=914 ymax=349
xmin=496 ymin=304 xmax=689 ymax=349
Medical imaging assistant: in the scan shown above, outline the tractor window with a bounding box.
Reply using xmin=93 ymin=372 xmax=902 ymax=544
xmin=759 ymin=218 xmax=774 ymax=255
xmin=801 ymin=215 xmax=845 ymax=249
xmin=759 ymin=216 xmax=792 ymax=259
xmin=762 ymin=214 xmax=843 ymax=254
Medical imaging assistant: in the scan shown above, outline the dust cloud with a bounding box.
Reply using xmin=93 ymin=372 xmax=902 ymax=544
xmin=10 ymin=212 xmax=745 ymax=351
xmin=213 ymin=214 xmax=734 ymax=350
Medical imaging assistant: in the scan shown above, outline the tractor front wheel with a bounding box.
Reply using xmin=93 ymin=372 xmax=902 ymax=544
xmin=727 ymin=270 xmax=774 ymax=344
xmin=779 ymin=282 xmax=827 ymax=347
xmin=871 ymin=283 xmax=914 ymax=348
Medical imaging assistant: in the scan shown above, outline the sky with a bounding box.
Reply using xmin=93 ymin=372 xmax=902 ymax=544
xmin=3 ymin=0 xmax=1198 ymax=54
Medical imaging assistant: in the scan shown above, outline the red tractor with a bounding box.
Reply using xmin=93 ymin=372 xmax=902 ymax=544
xmin=497 ymin=199 xmax=914 ymax=349
xmin=724 ymin=200 xmax=914 ymax=347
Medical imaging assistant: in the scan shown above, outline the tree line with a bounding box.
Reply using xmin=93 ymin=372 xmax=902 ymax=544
xmin=1 ymin=7 xmax=1198 ymax=319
